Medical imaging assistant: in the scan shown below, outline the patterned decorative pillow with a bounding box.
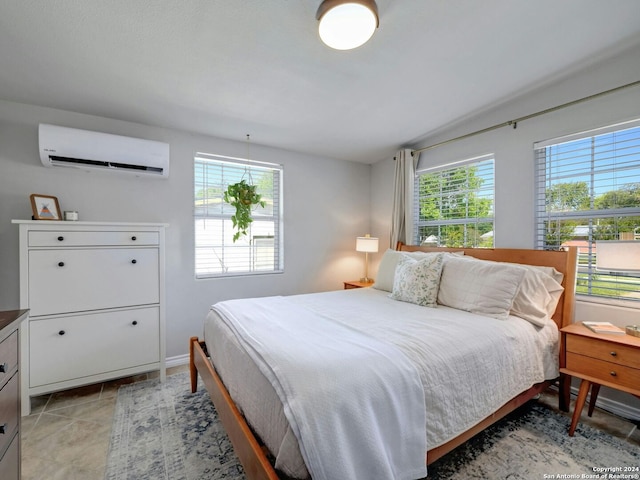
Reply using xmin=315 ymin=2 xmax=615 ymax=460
xmin=390 ymin=253 xmax=444 ymax=307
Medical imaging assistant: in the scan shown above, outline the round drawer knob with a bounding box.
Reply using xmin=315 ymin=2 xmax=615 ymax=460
xmin=0 ymin=362 xmax=8 ymax=373
xmin=610 ymin=351 xmax=617 ymax=357
xmin=57 ymin=236 xmax=64 ymax=241
xmin=0 ymin=423 xmax=8 ymax=434
xmin=58 ymin=261 xmax=65 ymax=267
xmin=132 ymin=320 xmax=138 ymax=326
xmin=610 ymin=371 xmax=617 ymax=377
xmin=58 ymin=330 xmax=66 ymax=336
xmin=131 ymin=236 xmax=137 ymax=241
xmin=131 ymin=259 xmax=137 ymax=264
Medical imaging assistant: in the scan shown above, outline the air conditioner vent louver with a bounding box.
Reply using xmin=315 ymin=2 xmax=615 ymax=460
xmin=50 ymin=156 xmax=109 ymax=168
xmin=39 ymin=124 xmax=170 ymax=178
xmin=49 ymin=156 xmax=164 ymax=174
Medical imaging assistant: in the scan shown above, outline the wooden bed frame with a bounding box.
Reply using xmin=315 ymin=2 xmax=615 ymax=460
xmin=189 ymin=243 xmax=578 ymax=480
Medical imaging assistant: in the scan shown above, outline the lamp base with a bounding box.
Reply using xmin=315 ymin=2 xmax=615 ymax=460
xmin=360 ymin=277 xmax=374 ymax=283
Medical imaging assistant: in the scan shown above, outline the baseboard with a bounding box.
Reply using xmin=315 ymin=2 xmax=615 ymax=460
xmin=552 ymin=384 xmax=640 ymax=422
xmin=166 ymin=353 xmax=190 ymax=369
xmin=585 ymin=389 xmax=640 ymax=422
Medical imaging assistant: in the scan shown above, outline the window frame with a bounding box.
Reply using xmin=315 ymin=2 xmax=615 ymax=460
xmin=414 ymin=154 xmax=495 ymax=248
xmin=534 ymin=118 xmax=640 ymax=306
xmin=194 ymin=153 xmax=284 ymax=279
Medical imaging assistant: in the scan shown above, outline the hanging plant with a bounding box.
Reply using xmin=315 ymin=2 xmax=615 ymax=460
xmin=224 ymin=179 xmax=266 ymax=242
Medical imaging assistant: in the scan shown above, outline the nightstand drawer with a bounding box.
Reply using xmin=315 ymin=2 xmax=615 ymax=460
xmin=566 ymin=352 xmax=640 ymax=390
xmin=343 ymin=280 xmax=374 ymax=289
xmin=566 ymin=335 xmax=640 ymax=369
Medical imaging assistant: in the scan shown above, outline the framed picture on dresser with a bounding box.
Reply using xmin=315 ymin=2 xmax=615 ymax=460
xmin=30 ymin=193 xmax=61 ymax=220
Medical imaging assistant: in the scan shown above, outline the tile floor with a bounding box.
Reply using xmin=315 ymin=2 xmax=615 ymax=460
xmin=20 ymin=372 xmax=639 ymax=480
xmin=20 ymin=364 xmax=190 ymax=480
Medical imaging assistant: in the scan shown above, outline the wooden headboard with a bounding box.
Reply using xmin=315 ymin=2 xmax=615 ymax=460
xmin=396 ymin=242 xmax=578 ymax=329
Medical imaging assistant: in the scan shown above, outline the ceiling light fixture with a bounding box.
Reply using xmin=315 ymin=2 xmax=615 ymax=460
xmin=316 ymin=0 xmax=379 ymax=51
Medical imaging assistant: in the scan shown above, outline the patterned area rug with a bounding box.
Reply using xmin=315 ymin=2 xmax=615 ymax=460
xmin=105 ymin=372 xmax=639 ymax=480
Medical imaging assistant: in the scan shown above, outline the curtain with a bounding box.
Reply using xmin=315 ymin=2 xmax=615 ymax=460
xmin=390 ymin=149 xmax=419 ymax=247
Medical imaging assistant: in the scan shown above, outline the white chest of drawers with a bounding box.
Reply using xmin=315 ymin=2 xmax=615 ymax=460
xmin=13 ymin=220 xmax=167 ymax=416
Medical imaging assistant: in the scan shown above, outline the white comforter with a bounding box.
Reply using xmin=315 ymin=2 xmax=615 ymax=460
xmin=205 ymin=288 xmax=559 ymax=479
xmin=213 ymin=296 xmax=428 ymax=480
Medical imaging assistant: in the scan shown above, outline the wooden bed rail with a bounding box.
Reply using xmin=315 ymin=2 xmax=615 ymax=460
xmin=190 ymin=336 xmax=279 ymax=480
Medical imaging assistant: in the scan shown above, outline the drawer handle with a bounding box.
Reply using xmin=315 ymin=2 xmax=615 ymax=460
xmin=132 ymin=320 xmax=138 ymax=326
xmin=131 ymin=259 xmax=137 ymax=264
xmin=610 ymin=371 xmax=617 ymax=377
xmin=0 ymin=362 xmax=7 ymax=373
xmin=58 ymin=330 xmax=66 ymax=336
xmin=57 ymin=236 xmax=64 ymax=242
xmin=58 ymin=261 xmax=65 ymax=267
xmin=610 ymin=351 xmax=617 ymax=357
xmin=0 ymin=423 xmax=7 ymax=434
xmin=131 ymin=236 xmax=137 ymax=241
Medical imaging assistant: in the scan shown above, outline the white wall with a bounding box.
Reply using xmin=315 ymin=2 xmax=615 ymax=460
xmin=371 ymin=45 xmax=640 ymax=419
xmin=0 ymin=99 xmax=371 ymax=358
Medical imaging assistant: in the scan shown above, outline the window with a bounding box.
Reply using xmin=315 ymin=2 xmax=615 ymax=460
xmin=534 ymin=120 xmax=640 ymax=303
xmin=194 ymin=153 xmax=283 ymax=278
xmin=415 ymin=155 xmax=494 ymax=247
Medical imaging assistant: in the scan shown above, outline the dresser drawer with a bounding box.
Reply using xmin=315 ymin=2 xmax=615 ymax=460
xmin=566 ymin=334 xmax=640 ymax=369
xmin=29 ymin=230 xmax=159 ymax=247
xmin=28 ymin=248 xmax=159 ymax=316
xmin=566 ymin=352 xmax=640 ymax=391
xmin=0 ymin=332 xmax=17 ymax=390
xmin=29 ymin=307 xmax=160 ymax=387
xmin=0 ymin=373 xmax=18 ymax=458
xmin=0 ymin=430 xmax=18 ymax=480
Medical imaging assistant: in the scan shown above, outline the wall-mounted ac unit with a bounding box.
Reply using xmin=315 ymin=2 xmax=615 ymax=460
xmin=39 ymin=123 xmax=170 ymax=178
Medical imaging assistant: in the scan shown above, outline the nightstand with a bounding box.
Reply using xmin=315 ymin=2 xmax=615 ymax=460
xmin=560 ymin=323 xmax=640 ymax=436
xmin=343 ymin=280 xmax=374 ymax=289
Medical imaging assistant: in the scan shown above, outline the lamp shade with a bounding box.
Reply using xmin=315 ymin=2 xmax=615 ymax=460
xmin=316 ymin=0 xmax=379 ymax=50
xmin=356 ymin=235 xmax=379 ymax=253
xmin=595 ymin=240 xmax=640 ymax=272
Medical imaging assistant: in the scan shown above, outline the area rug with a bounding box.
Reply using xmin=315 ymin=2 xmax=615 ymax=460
xmin=105 ymin=372 xmax=639 ymax=480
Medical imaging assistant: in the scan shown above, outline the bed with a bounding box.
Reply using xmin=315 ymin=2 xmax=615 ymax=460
xmin=189 ymin=243 xmax=578 ymax=480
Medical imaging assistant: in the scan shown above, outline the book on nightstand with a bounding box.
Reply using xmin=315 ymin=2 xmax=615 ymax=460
xmin=582 ymin=321 xmax=626 ymax=335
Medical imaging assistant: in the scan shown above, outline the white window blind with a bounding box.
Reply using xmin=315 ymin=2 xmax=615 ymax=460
xmin=534 ymin=120 xmax=640 ymax=303
xmin=194 ymin=153 xmax=283 ymax=278
xmin=415 ymin=156 xmax=494 ymax=247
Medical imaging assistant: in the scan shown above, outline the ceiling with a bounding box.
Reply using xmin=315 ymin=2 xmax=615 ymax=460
xmin=1 ymin=0 xmax=640 ymax=164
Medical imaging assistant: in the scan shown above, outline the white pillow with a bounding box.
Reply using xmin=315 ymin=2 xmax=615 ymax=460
xmin=452 ymin=256 xmax=564 ymax=326
xmin=389 ymin=253 xmax=444 ymax=307
xmin=510 ymin=265 xmax=564 ymax=327
xmin=528 ymin=264 xmax=564 ymax=284
xmin=437 ymin=256 xmax=526 ymax=320
xmin=373 ymin=249 xmax=440 ymax=292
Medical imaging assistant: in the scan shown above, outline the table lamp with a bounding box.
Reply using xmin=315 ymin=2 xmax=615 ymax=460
xmin=356 ymin=234 xmax=378 ymax=283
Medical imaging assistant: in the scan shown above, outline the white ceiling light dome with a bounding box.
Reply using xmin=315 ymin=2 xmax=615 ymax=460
xmin=316 ymin=0 xmax=379 ymax=51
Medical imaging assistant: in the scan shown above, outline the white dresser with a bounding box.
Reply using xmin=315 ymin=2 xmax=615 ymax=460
xmin=13 ymin=220 xmax=167 ymax=416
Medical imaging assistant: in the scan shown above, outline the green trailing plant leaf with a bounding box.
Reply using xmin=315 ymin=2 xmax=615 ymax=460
xmin=223 ymin=179 xmax=266 ymax=242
